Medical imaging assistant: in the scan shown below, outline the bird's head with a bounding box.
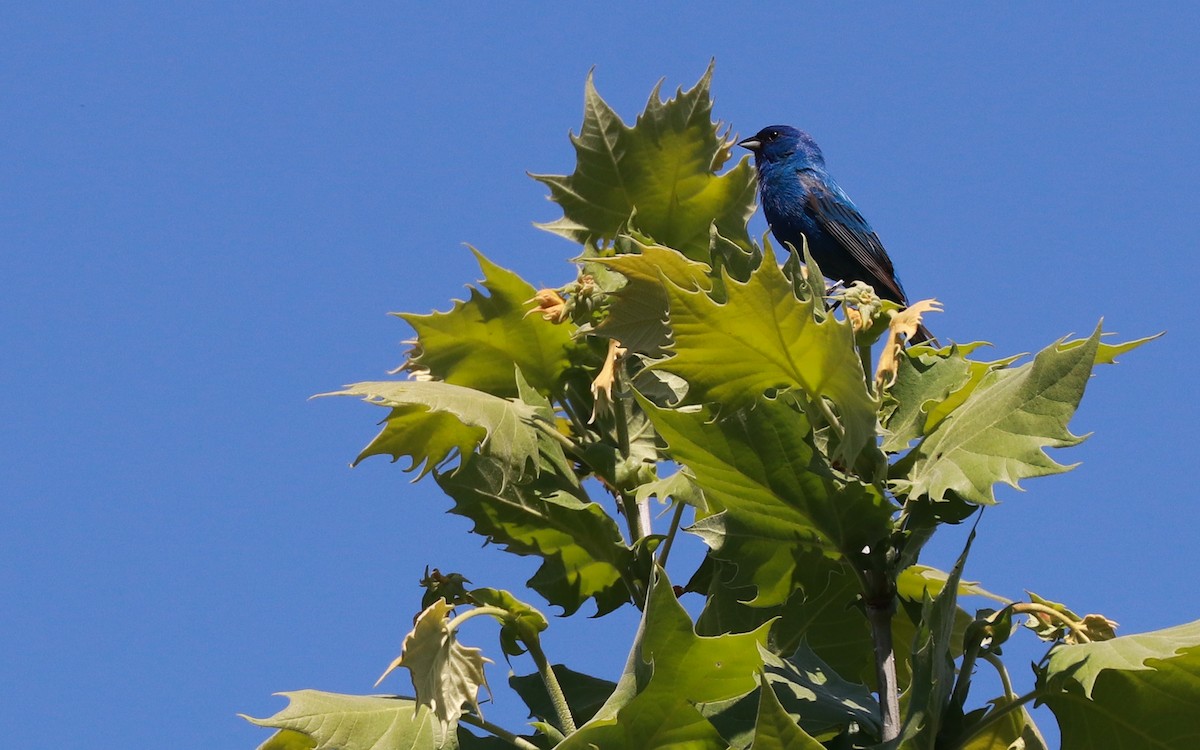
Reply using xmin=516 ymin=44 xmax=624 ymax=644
xmin=738 ymin=125 xmax=825 ymax=168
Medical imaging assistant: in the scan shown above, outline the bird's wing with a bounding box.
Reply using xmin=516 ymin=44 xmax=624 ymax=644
xmin=798 ymin=171 xmax=907 ymax=304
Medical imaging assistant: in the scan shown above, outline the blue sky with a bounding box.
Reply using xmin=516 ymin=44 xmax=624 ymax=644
xmin=3 ymin=3 xmax=1197 ymax=747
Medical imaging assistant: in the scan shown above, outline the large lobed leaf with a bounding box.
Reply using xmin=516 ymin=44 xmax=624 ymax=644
xmin=591 ymin=238 xmax=713 ymax=356
xmin=242 ymin=691 xmax=450 ymax=750
xmin=436 ymin=455 xmax=636 ymax=616
xmin=243 ymin=691 xmax=519 ymax=750
xmin=558 ymin=571 xmax=772 ymax=750
xmin=399 ymin=249 xmax=577 ymax=398
xmin=1037 ymin=619 xmax=1200 ymax=749
xmin=900 ymin=326 xmax=1102 ymax=505
xmin=532 ymin=63 xmax=757 ymax=262
xmin=326 ymin=380 xmax=540 ymax=477
xmin=896 ymin=325 xmax=1158 ymax=505
xmin=652 ymin=242 xmax=878 ymax=462
xmin=645 ymin=396 xmax=893 ymax=607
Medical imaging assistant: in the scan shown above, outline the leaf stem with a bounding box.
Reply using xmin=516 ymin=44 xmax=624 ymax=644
xmin=447 ymin=606 xmax=511 ymax=633
xmin=981 ymin=652 xmax=1016 ymax=701
xmin=525 ymin=637 xmax=577 ymax=735
xmin=656 ymin=500 xmax=687 ymax=569
xmin=815 ymin=396 xmax=846 ymax=442
xmin=459 ymin=713 xmax=540 ymax=750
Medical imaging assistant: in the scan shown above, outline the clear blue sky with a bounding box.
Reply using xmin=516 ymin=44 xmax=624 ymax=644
xmin=3 ymin=3 xmax=1197 ymax=747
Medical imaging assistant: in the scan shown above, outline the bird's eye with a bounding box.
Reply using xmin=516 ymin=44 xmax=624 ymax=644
xmin=767 ymin=130 xmax=779 ymax=140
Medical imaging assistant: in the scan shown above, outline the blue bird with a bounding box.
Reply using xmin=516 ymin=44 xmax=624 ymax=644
xmin=739 ymin=125 xmax=930 ymax=340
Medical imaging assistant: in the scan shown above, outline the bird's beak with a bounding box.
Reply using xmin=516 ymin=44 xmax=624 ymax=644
xmin=738 ymin=137 xmax=761 ymax=151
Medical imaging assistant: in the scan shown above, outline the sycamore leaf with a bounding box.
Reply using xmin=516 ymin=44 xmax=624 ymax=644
xmin=747 ymin=672 xmax=825 ymax=750
xmin=242 ymin=691 xmax=452 ymax=750
xmin=898 ymin=565 xmax=1010 ymax=605
xmin=699 ymin=643 xmax=879 ymax=747
xmin=326 ymin=380 xmax=541 ymax=477
xmin=901 ymin=325 xmax=1104 ymax=505
xmin=634 ymin=466 xmax=705 ymax=511
xmin=695 ymin=554 xmax=977 ymax=694
xmin=880 ymin=342 xmax=989 ymax=453
xmin=957 ymin=698 xmax=1049 ymax=750
xmin=898 ymin=531 xmax=975 ymax=750
xmin=436 ymin=455 xmax=636 ymax=616
xmin=375 ymin=599 xmax=491 ymax=746
xmin=532 ymin=63 xmax=757 ymax=262
xmin=651 ymin=243 xmax=877 ymax=463
xmin=643 ymin=396 xmax=893 ymax=606
xmin=1038 ymin=620 xmax=1200 ymax=749
xmin=256 ymin=729 xmax=317 ymax=750
xmin=558 ymin=571 xmax=771 ymax=750
xmin=591 ymin=239 xmax=713 ymax=356
xmin=510 ymin=664 xmax=617 ymax=727
xmin=399 ymin=249 xmax=577 ymax=397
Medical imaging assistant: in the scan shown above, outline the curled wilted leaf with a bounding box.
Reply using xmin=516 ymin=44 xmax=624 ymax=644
xmin=875 ymin=299 xmax=943 ymax=391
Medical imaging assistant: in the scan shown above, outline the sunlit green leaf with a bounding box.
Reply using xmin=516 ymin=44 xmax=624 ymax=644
xmin=652 ymin=243 xmax=877 ymax=462
xmin=532 ymin=64 xmax=756 ymax=262
xmin=1038 ymin=619 xmax=1200 ymax=749
xmin=591 ymin=238 xmax=713 ymax=356
xmin=558 ymin=571 xmax=771 ymax=750
xmin=399 ymin=249 xmax=577 ymax=397
xmin=644 ymin=397 xmax=893 ymax=606
xmin=327 ymin=380 xmax=540 ymax=477
xmin=900 ymin=325 xmax=1105 ymax=505
xmin=242 ymin=691 xmax=452 ymax=750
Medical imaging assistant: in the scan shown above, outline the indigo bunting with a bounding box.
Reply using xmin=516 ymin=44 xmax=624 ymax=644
xmin=740 ymin=125 xmax=931 ymax=341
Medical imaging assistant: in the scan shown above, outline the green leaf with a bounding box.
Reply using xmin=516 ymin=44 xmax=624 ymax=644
xmin=880 ymin=342 xmax=985 ymax=453
xmin=399 ymin=249 xmax=577 ymax=397
xmin=436 ymin=455 xmax=635 ymax=616
xmin=255 ymin=729 xmax=317 ymax=750
xmin=901 ymin=325 xmax=1104 ymax=505
xmin=591 ymin=238 xmax=713 ymax=356
xmin=467 ymin=588 xmax=549 ymax=657
xmin=242 ymin=691 xmax=452 ymax=750
xmin=510 ymin=664 xmax=617 ymax=727
xmin=327 ymin=380 xmax=541 ymax=477
xmin=532 ymin=64 xmax=757 ymax=262
xmin=898 ymin=530 xmax=975 ymax=749
xmin=747 ymin=672 xmax=825 ymax=750
xmin=375 ymin=599 xmax=491 ymax=746
xmin=698 ymin=641 xmax=881 ymax=749
xmin=558 ymin=570 xmax=772 ymax=750
xmin=957 ymin=698 xmax=1048 ymax=750
xmin=897 ymin=565 xmax=1010 ymax=606
xmin=1038 ymin=620 xmax=1200 ymax=749
xmin=643 ymin=397 xmax=893 ymax=606
xmin=652 ymin=243 xmax=877 ymax=463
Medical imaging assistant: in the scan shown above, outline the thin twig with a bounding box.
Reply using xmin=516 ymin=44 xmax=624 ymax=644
xmin=981 ymin=652 xmax=1016 ymax=701
xmin=1013 ymin=603 xmax=1091 ymax=643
